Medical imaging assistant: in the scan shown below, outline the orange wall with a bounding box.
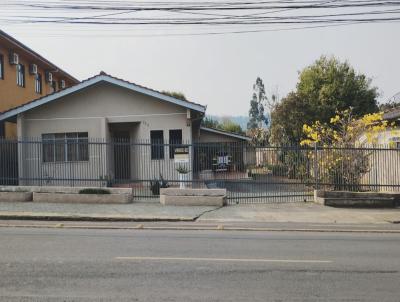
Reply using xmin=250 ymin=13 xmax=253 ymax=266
xmin=0 ymin=44 xmax=75 ymax=137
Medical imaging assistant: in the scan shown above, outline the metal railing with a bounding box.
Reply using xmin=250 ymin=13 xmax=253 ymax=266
xmin=1 ymin=138 xmax=399 ymax=203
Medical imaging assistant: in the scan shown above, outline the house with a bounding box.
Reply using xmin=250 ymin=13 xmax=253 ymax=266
xmin=0 ymin=72 xmax=251 ymax=187
xmin=360 ymin=107 xmax=400 ymax=191
xmin=0 ymin=29 xmax=79 ymax=137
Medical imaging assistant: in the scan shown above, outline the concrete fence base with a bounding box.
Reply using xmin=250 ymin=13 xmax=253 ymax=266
xmin=160 ymin=188 xmax=227 ymax=206
xmin=0 ymin=192 xmax=33 ymax=202
xmin=314 ymin=190 xmax=399 ymax=208
xmin=0 ymin=186 xmax=133 ymax=204
xmin=33 ymin=192 xmax=132 ymax=204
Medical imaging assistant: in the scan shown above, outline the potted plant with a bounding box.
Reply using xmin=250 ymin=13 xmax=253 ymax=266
xmin=176 ymin=164 xmax=190 ymax=189
xmin=150 ymin=174 xmax=169 ymax=195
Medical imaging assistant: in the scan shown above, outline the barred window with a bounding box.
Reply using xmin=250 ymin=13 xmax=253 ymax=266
xmin=150 ymin=130 xmax=164 ymax=160
xmin=169 ymin=129 xmax=182 ymax=159
xmin=16 ymin=64 xmax=25 ymax=87
xmin=42 ymin=132 xmax=89 ymax=163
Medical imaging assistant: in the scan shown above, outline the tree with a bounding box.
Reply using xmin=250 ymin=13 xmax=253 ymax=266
xmin=201 ymin=116 xmax=220 ymax=129
xmin=270 ymin=56 xmax=379 ymax=145
xmin=161 ymin=91 xmax=188 ymax=101
xmin=247 ymin=77 xmax=268 ymax=130
xmin=220 ymin=118 xmax=245 ymax=135
xmin=300 ymin=109 xmax=394 ymax=190
xmin=270 ymin=92 xmax=312 ymax=145
xmin=201 ymin=116 xmax=245 ymax=135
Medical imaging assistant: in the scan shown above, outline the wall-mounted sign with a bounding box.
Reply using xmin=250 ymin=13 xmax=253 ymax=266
xmin=174 ymin=147 xmax=189 ymax=163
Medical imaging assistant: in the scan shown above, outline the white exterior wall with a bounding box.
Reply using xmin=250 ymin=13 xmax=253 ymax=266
xmin=360 ymin=128 xmax=400 ymax=191
xmin=17 ymin=83 xmax=194 ymax=186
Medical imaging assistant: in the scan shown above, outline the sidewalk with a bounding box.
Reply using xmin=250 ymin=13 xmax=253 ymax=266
xmin=197 ymin=203 xmax=400 ymax=224
xmin=0 ymin=201 xmax=399 ymax=225
xmin=0 ymin=201 xmax=217 ymax=221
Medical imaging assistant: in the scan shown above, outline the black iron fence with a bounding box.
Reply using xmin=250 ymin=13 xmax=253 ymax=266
xmin=1 ymin=138 xmax=400 ymax=203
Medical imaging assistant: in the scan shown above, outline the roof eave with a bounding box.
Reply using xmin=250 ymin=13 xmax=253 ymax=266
xmin=200 ymin=126 xmax=251 ymax=141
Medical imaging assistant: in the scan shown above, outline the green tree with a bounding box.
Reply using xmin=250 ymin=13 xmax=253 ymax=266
xmin=270 ymin=56 xmax=378 ymax=145
xmin=247 ymin=77 xmax=268 ymax=130
xmin=161 ymin=91 xmax=188 ymax=101
xmin=201 ymin=116 xmax=220 ymax=129
xmin=201 ymin=116 xmax=244 ymax=135
xmin=220 ymin=118 xmax=245 ymax=135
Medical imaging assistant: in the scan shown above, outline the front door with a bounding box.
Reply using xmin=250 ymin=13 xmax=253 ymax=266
xmin=113 ymin=131 xmax=131 ymax=182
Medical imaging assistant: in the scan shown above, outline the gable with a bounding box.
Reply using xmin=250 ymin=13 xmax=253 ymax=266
xmin=0 ymin=73 xmax=206 ymax=121
xmin=23 ymin=82 xmax=188 ymax=120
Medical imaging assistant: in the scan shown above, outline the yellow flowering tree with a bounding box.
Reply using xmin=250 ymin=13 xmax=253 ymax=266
xmin=300 ymin=109 xmax=393 ymax=190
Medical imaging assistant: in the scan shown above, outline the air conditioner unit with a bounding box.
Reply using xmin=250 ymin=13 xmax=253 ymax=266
xmin=59 ymin=79 xmax=66 ymax=89
xmin=9 ymin=52 xmax=19 ymax=65
xmin=29 ymin=64 xmax=38 ymax=75
xmin=45 ymin=71 xmax=53 ymax=83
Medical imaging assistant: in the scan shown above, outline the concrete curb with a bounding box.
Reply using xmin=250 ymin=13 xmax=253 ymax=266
xmin=0 ymin=214 xmax=195 ymax=222
xmin=0 ymin=223 xmax=400 ymax=233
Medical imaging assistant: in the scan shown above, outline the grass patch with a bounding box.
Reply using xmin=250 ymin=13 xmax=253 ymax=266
xmin=79 ymin=188 xmax=110 ymax=195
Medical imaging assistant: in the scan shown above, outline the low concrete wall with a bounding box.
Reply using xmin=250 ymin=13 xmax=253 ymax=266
xmin=0 ymin=192 xmax=33 ymax=202
xmin=33 ymin=192 xmax=132 ymax=204
xmin=0 ymin=186 xmax=132 ymax=204
xmin=0 ymin=186 xmax=131 ymax=194
xmin=160 ymin=188 xmax=227 ymax=206
xmin=314 ymin=190 xmax=399 ymax=208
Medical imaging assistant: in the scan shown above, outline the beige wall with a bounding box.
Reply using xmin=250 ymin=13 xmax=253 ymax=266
xmin=17 ymin=83 xmax=195 ymax=186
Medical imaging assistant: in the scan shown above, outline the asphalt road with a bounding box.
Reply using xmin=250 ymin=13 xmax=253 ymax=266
xmin=0 ymin=228 xmax=399 ymax=301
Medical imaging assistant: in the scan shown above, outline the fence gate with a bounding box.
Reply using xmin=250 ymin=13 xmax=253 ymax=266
xmin=192 ymin=144 xmax=314 ymax=204
xmin=130 ymin=142 xmax=315 ymax=204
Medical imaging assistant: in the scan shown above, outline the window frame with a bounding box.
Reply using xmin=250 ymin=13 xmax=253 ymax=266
xmin=16 ymin=63 xmax=25 ymax=87
xmin=169 ymin=129 xmax=183 ymax=159
xmin=0 ymin=54 xmax=4 ymax=80
xmin=35 ymin=73 xmax=42 ymax=94
xmin=42 ymin=132 xmax=89 ymax=163
xmin=150 ymin=130 xmax=164 ymax=160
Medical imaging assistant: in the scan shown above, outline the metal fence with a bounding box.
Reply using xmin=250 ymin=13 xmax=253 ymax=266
xmin=1 ymin=138 xmax=400 ymax=203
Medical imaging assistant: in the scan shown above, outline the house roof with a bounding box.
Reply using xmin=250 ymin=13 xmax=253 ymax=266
xmin=0 ymin=72 xmax=206 ymax=121
xmin=383 ymin=107 xmax=400 ymax=121
xmin=0 ymin=29 xmax=79 ymax=84
xmin=200 ymin=126 xmax=251 ymax=141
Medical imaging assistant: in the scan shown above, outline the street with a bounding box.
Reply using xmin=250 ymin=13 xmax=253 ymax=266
xmin=0 ymin=228 xmax=399 ymax=301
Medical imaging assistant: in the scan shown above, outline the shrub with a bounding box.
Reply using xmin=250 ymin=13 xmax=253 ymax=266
xmin=79 ymin=188 xmax=110 ymax=194
xmin=266 ymin=164 xmax=289 ymax=177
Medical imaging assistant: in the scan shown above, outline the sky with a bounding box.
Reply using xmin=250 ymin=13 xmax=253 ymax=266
xmin=1 ymin=1 xmax=399 ymax=116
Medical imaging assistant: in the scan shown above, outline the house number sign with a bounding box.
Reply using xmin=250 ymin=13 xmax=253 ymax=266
xmin=174 ymin=147 xmax=189 ymax=164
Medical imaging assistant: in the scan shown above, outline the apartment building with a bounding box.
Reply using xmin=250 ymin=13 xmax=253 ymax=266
xmin=0 ymin=29 xmax=79 ymax=137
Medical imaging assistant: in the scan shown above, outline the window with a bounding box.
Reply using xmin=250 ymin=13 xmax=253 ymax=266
xmin=169 ymin=129 xmax=182 ymax=159
xmin=16 ymin=64 xmax=25 ymax=87
xmin=42 ymin=132 xmax=89 ymax=163
xmin=0 ymin=122 xmax=4 ymax=138
xmin=0 ymin=54 xmax=3 ymax=79
xmin=51 ymin=80 xmax=57 ymax=92
xmin=35 ymin=74 xmax=42 ymax=94
xmin=150 ymin=130 xmax=164 ymax=160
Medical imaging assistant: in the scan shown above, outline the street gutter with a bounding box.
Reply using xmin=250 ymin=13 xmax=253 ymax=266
xmin=1 ymin=222 xmax=400 ymax=233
